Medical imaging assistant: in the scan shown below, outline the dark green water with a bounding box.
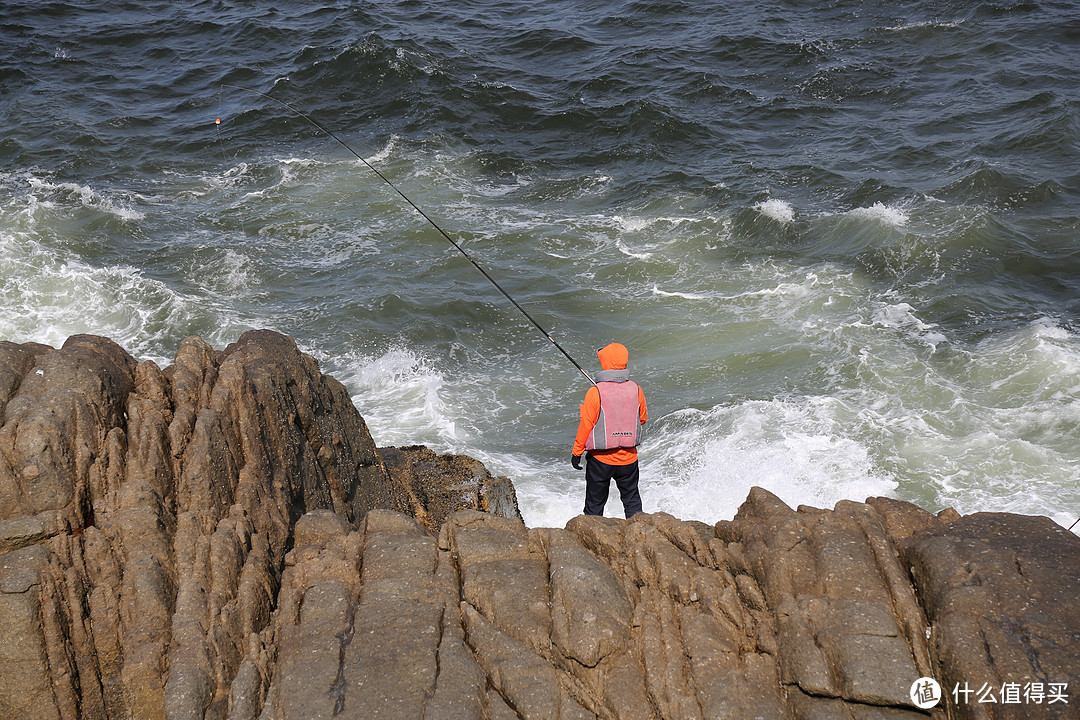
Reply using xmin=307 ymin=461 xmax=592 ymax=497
xmin=2 ymin=0 xmax=1079 ymax=527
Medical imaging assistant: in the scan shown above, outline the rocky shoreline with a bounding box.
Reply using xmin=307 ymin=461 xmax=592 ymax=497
xmin=1 ymin=331 xmax=1077 ymax=720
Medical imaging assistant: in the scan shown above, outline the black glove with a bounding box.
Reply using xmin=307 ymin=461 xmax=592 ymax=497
xmin=572 ymin=454 xmax=582 ymax=470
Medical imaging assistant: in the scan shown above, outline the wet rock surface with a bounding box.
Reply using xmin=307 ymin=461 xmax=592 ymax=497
xmin=1 ymin=332 xmax=1077 ymax=720
xmin=377 ymin=445 xmax=520 ymax=533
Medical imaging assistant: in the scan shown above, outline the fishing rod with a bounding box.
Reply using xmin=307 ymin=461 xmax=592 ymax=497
xmin=219 ymin=83 xmax=595 ymax=386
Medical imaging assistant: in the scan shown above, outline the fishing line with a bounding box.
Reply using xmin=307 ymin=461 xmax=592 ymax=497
xmin=219 ymin=83 xmax=595 ymax=386
xmin=214 ymin=88 xmax=248 ymax=238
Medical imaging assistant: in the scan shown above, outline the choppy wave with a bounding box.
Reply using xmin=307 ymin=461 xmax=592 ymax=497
xmin=754 ymin=198 xmax=795 ymax=223
xmin=847 ymin=202 xmax=909 ymax=227
xmin=0 ymin=229 xmax=247 ymax=364
xmin=324 ymin=346 xmax=461 ymax=447
xmin=641 ymin=398 xmax=898 ymax=524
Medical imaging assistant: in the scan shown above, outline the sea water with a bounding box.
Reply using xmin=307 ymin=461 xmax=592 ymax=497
xmin=2 ymin=0 xmax=1078 ymax=529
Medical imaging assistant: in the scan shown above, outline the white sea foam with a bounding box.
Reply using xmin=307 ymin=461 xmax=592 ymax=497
xmin=222 ymin=162 xmax=251 ymax=184
xmin=364 ymin=135 xmax=399 ymax=166
xmin=276 ymin=156 xmax=325 ymax=187
xmin=0 ymin=180 xmax=253 ymax=362
xmin=615 ymin=239 xmax=652 ymax=260
xmin=25 ymin=176 xmax=145 ymax=221
xmin=571 ymin=173 xmax=612 ymax=197
xmin=882 ymin=19 xmax=965 ymax=32
xmin=872 ymin=302 xmax=947 ymax=348
xmin=640 ymin=398 xmax=897 ymax=523
xmin=473 ymin=175 xmax=532 ymax=198
xmin=614 ymin=215 xmax=651 ymax=233
xmin=206 ymin=248 xmax=256 ymax=294
xmin=859 ymin=317 xmax=1080 ymax=528
xmin=492 ymin=453 xmax=586 ymax=529
xmin=0 ymin=230 xmax=246 ymax=364
xmin=848 ymin=202 xmax=909 ymax=227
xmin=612 ymin=214 xmax=700 ymax=235
xmin=754 ymin=198 xmax=795 ymax=223
xmin=238 ymin=156 xmax=324 ymax=198
xmin=330 ymin=347 xmax=460 ymax=448
xmin=651 ymin=284 xmax=707 ymax=300
xmin=972 ymin=317 xmax=1080 ymax=402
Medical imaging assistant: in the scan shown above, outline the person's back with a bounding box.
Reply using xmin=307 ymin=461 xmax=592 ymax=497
xmin=571 ymin=343 xmax=647 ymax=518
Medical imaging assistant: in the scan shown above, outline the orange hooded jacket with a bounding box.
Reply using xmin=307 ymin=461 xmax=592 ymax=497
xmin=573 ymin=343 xmax=647 ymax=465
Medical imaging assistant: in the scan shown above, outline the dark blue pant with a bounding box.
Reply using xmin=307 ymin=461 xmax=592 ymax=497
xmin=584 ymin=454 xmax=642 ymax=518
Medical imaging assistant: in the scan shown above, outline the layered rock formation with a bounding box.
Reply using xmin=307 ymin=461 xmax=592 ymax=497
xmin=0 ymin=331 xmax=517 ymax=720
xmin=1 ymin=332 xmax=1077 ymax=720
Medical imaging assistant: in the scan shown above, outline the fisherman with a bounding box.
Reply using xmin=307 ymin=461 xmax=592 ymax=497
xmin=571 ymin=342 xmax=648 ymax=518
